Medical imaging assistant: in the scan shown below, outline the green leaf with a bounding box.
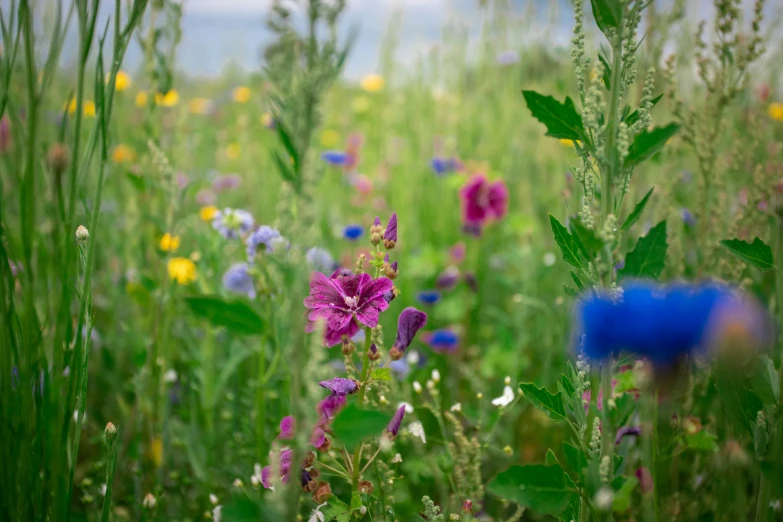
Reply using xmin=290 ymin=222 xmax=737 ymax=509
xmin=275 ymin=119 xmax=299 ymax=170
xmin=519 ymin=382 xmax=567 ymax=421
xmin=331 ymin=403 xmax=391 ymax=451
xmin=749 ymin=355 xmax=780 ymax=405
xmin=715 ymin=365 xmax=763 ymax=433
xmin=570 ymin=218 xmax=604 ymax=258
xmin=563 ymin=285 xmax=579 ymax=297
xmin=350 ymin=491 xmax=362 ymax=510
xmin=560 ymin=373 xmax=576 ymax=396
xmin=624 ymin=94 xmax=664 ymax=126
xmin=683 ymin=431 xmax=718 ymax=452
xmin=371 ymin=368 xmax=392 ymax=382
xmin=570 ymin=272 xmax=586 ymax=293
xmin=545 ymin=448 xmax=559 ymax=466
xmin=488 ymin=464 xmax=578 ymax=516
xmin=126 ymin=172 xmax=146 ymax=192
xmin=618 ymin=220 xmax=668 ymax=280
xmin=549 ymin=214 xmax=583 ymax=269
xmin=719 ymin=237 xmax=774 ymax=271
xmin=563 ymin=443 xmax=587 ymax=475
xmin=210 ymin=345 xmax=257 ymax=409
xmin=598 ymin=53 xmax=612 ymax=90
xmin=522 ymin=91 xmax=586 ymax=142
xmin=322 ymin=497 xmax=352 ymax=522
xmin=620 ymin=188 xmax=654 ymax=232
xmin=625 ymin=123 xmax=680 ymax=169
xmin=184 ymin=296 xmax=265 ymax=336
xmin=611 ymin=476 xmax=638 ymax=513
xmin=754 ymin=419 xmax=769 ymax=458
xmin=590 ymin=0 xmax=622 ymax=33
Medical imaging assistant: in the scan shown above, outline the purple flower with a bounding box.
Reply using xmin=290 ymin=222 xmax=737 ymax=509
xmin=261 ymin=448 xmax=293 ymax=489
xmin=213 ymin=208 xmax=254 ymax=240
xmin=450 ymin=242 xmax=466 ymax=264
xmin=681 ymin=208 xmax=696 ymax=228
xmin=246 ymin=225 xmax=283 ymax=258
xmin=383 ymin=212 xmax=398 ymax=248
xmin=212 ymin=173 xmax=242 ymax=192
xmin=196 ymin=189 xmax=216 ymax=205
xmin=459 ymin=174 xmax=508 ymax=231
xmin=436 ymin=266 xmax=460 ymax=290
xmin=390 ymin=307 xmax=428 ymax=359
xmin=304 ymin=272 xmax=394 ymax=332
xmin=319 ymin=377 xmax=360 ymax=396
xmin=279 ymin=416 xmax=295 ymax=439
xmin=386 ymin=405 xmax=406 ymax=438
xmin=223 ymin=263 xmax=255 ymax=298
xmin=615 ymin=425 xmax=642 ymax=445
xmin=306 ymin=247 xmax=335 ymax=272
xmin=431 ymin=157 xmax=461 ymax=175
xmin=317 ymin=394 xmax=346 ymax=421
xmin=416 ymin=290 xmax=441 ymax=305
xmin=496 ymin=50 xmax=520 ymax=66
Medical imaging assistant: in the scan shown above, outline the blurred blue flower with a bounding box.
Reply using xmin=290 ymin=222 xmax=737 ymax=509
xmin=423 ymin=329 xmax=460 ymax=353
xmin=431 ymin=157 xmax=460 ymax=175
xmin=306 ymin=247 xmax=335 ymax=272
xmin=496 ymin=50 xmax=520 ymax=66
xmin=343 ymin=224 xmax=364 ymax=241
xmin=576 ymin=282 xmax=770 ymax=365
xmin=213 ymin=208 xmax=254 ymax=240
xmin=416 ymin=290 xmax=441 ymax=305
xmin=223 ymin=263 xmax=256 ymax=298
xmin=681 ymin=208 xmax=696 ymax=228
xmin=322 ymin=151 xmax=348 ymax=166
xmin=246 ymin=225 xmax=283 ymax=259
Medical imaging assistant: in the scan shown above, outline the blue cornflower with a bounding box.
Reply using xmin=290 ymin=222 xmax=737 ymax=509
xmin=681 ymin=208 xmax=696 ymax=228
xmin=423 ymin=329 xmax=460 ymax=353
xmin=416 ymin=290 xmax=441 ymax=305
xmin=343 ymin=224 xmax=364 ymax=241
xmin=576 ymin=282 xmax=769 ymax=365
xmin=223 ymin=263 xmax=256 ymax=298
xmin=322 ymin=151 xmax=348 ymax=166
xmin=213 ymin=208 xmax=254 ymax=240
xmin=306 ymin=247 xmax=335 ymax=272
xmin=431 ymin=157 xmax=460 ymax=175
xmin=246 ymin=225 xmax=284 ymax=259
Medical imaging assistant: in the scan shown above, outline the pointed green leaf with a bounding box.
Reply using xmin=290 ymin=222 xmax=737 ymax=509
xmin=549 ymin=214 xmax=583 ymax=269
xmin=322 ymin=497 xmax=352 ymax=522
xmin=371 ymin=368 xmax=392 ymax=382
xmin=625 ymin=123 xmax=680 ymax=169
xmin=545 ymin=448 xmax=559 ymax=466
xmin=563 ymin=285 xmax=579 ymax=297
xmin=570 ymin=218 xmax=604 ymax=258
xmin=331 ymin=403 xmax=392 ymax=451
xmin=563 ymin=443 xmax=587 ymax=474
xmin=719 ymin=237 xmax=774 ymax=271
xmin=590 ymin=0 xmax=623 ymax=34
xmin=519 ymin=382 xmax=566 ymax=421
xmin=618 ymin=220 xmax=668 ymax=280
xmin=522 ymin=91 xmax=586 ymax=142
xmin=624 ymin=94 xmax=664 ymax=126
xmin=488 ymin=464 xmax=578 ymax=516
xmin=570 ymin=271 xmax=586 ymax=293
xmin=620 ymin=188 xmax=654 ymax=232
xmin=611 ymin=476 xmax=638 ymax=513
xmin=749 ymin=355 xmax=780 ymax=405
xmin=184 ymin=296 xmax=265 ymax=336
xmin=598 ymin=53 xmax=612 ymax=90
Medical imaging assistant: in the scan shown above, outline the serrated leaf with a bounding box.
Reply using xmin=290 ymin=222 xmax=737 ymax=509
xmin=331 ymin=403 xmax=391 ymax=451
xmin=624 ymin=94 xmax=664 ymax=126
xmin=519 ymin=382 xmax=567 ymax=421
xmin=749 ymin=355 xmax=780 ymax=405
xmin=618 ymin=221 xmax=668 ymax=280
xmin=550 ymin=214 xmax=583 ymax=269
xmin=371 ymin=368 xmax=392 ymax=382
xmin=488 ymin=464 xmax=578 ymax=516
xmin=323 ymin=497 xmax=352 ymax=522
xmin=683 ymin=431 xmax=718 ymax=452
xmin=522 ymin=91 xmax=586 ymax=142
xmin=570 ymin=271 xmax=586 ymax=293
xmin=719 ymin=237 xmax=774 ymax=271
xmin=570 ymin=218 xmax=604 ymax=258
xmin=184 ymin=296 xmax=265 ymax=336
xmin=620 ymin=188 xmax=654 ymax=232
xmin=625 ymin=123 xmax=680 ymax=169
xmin=590 ymin=0 xmax=622 ymax=34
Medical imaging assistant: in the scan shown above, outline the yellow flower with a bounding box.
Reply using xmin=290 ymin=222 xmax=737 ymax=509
xmin=159 ymin=233 xmax=180 ymax=252
xmin=226 ymin=143 xmax=241 ymax=160
xmin=188 ymin=97 xmax=212 ymax=114
xmin=135 ymin=91 xmax=148 ymax=107
xmin=108 ymin=70 xmax=132 ymax=91
xmin=149 ymin=437 xmax=163 ymax=468
xmin=83 ymin=101 xmax=96 ymax=117
xmin=559 ymin=138 xmax=574 ymax=147
xmin=167 ymin=257 xmax=196 ymax=285
xmin=360 ymin=73 xmax=385 ymax=93
xmin=111 ymin=144 xmax=136 ymax=164
xmin=351 ymin=96 xmax=370 ymax=114
xmin=320 ymin=129 xmax=340 ymax=147
xmin=233 ymin=86 xmax=252 ymax=103
xmin=199 ymin=206 xmax=218 ymax=222
xmin=768 ymin=102 xmax=783 ymax=122
xmin=260 ymin=112 xmax=273 ymax=128
xmin=155 ymin=89 xmax=179 ymax=107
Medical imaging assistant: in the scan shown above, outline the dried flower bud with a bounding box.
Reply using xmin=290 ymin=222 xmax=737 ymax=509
xmin=367 ymin=343 xmax=381 ymax=361
xmin=462 ymin=499 xmax=473 ymax=513
xmin=317 ymin=437 xmax=331 ymax=453
xmin=75 ymin=225 xmax=89 ymax=242
xmin=359 ymin=480 xmax=374 ymax=494
xmin=104 ymin=422 xmax=118 ymax=444
xmin=312 ymin=481 xmax=332 ymax=503
xmin=303 ymin=451 xmax=317 ymax=468
xmin=370 ymin=216 xmax=383 ymax=235
xmin=47 ymin=143 xmax=70 ymax=177
xmin=385 ymin=261 xmax=398 ymax=279
xmin=389 ymin=346 xmax=404 ymax=361
xmin=342 ymin=340 xmax=355 ymax=356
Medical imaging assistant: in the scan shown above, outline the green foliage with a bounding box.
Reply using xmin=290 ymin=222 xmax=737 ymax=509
xmin=620 ymin=188 xmax=654 ymax=232
xmin=519 ymin=382 xmax=567 ymax=421
xmin=720 ymin=237 xmax=774 ymax=271
xmin=624 ymin=123 xmax=680 ymax=169
xmin=183 ymin=296 xmax=265 ymax=335
xmin=331 ymin=403 xmax=391 ymax=451
xmin=488 ymin=464 xmax=578 ymax=517
xmin=590 ymin=0 xmax=623 ymax=34
xmin=549 ymin=214 xmax=583 ymax=270
xmin=522 ymin=91 xmax=588 ymax=142
xmin=618 ymin=220 xmax=668 ymax=280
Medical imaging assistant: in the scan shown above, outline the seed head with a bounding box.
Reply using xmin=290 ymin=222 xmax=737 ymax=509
xmin=47 ymin=143 xmax=70 ymax=177
xmin=75 ymin=225 xmax=89 ymax=242
xmin=104 ymin=422 xmax=118 ymax=444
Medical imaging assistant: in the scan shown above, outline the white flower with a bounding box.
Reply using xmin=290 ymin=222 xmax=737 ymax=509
xmin=491 ymin=386 xmax=515 ymax=407
xmin=233 ymin=478 xmax=243 ymax=488
xmin=543 ymin=252 xmax=556 ymax=267
xmin=450 ymin=403 xmax=462 ymax=412
xmin=431 ymin=369 xmax=441 ymax=382
xmin=163 ymin=369 xmax=178 ymax=383
xmin=409 ymin=421 xmax=426 ymax=444
xmin=504 ymin=375 xmax=511 ymax=385
xmin=213 ymin=505 xmax=222 ymax=522
xmin=399 ymin=402 xmax=414 ymax=414
xmin=99 ymin=484 xmax=107 ymax=496
xmin=379 ymin=395 xmax=389 ymax=405
xmin=406 ymin=350 xmax=420 ymax=365
xmin=307 ymin=502 xmax=328 ymax=522
xmin=426 ymin=380 xmax=435 ymax=390
xmin=412 ymin=381 xmax=422 ymax=394
xmin=593 ymin=487 xmax=613 ymax=511
xmin=209 ymin=493 xmax=218 ymax=505
xmin=392 ymin=453 xmax=402 ymax=463
xmin=251 ymin=463 xmax=263 ymax=488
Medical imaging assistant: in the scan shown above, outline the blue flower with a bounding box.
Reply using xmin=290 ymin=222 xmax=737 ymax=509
xmin=681 ymin=208 xmax=696 ymax=228
xmin=223 ymin=263 xmax=256 ymax=298
xmin=306 ymin=247 xmax=335 ymax=272
xmin=423 ymin=329 xmax=459 ymax=353
xmin=246 ymin=225 xmax=283 ymax=259
xmin=322 ymin=150 xmax=348 ymax=166
xmin=213 ymin=208 xmax=254 ymax=240
xmin=576 ymin=282 xmax=769 ymax=365
xmin=343 ymin=224 xmax=364 ymax=241
xmin=416 ymin=290 xmax=441 ymax=305
xmin=431 ymin=157 xmax=460 ymax=175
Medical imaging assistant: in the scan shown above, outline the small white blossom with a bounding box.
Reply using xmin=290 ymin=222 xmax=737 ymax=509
xmin=209 ymin=493 xmax=218 ymax=505
xmin=412 ymin=381 xmax=422 ymax=394
xmin=233 ymin=478 xmax=243 ymax=488
xmin=409 ymin=421 xmax=426 ymax=443
xmin=476 ymin=392 xmax=483 ymax=399
xmin=406 ymin=351 xmax=420 ymax=365
xmin=360 ymin=506 xmax=367 ymax=515
xmin=450 ymin=403 xmax=462 ymax=412
xmin=251 ymin=463 xmax=263 ymax=488
xmin=307 ymin=502 xmax=328 ymax=522
xmin=399 ymin=402 xmax=414 ymax=414
xmin=594 ymin=487 xmax=613 ymax=511
xmin=504 ymin=375 xmax=511 ymax=385
xmin=392 ymin=453 xmax=402 ymax=463
xmin=426 ymin=380 xmax=435 ymax=390
xmin=99 ymin=484 xmax=107 ymax=496
xmin=543 ymin=252 xmax=556 ymax=267
xmin=431 ymin=369 xmax=441 ymax=382
xmin=379 ymin=395 xmax=389 ymax=405
xmin=491 ymin=386 xmax=515 ymax=407
xmin=213 ymin=505 xmax=222 ymax=522
xmin=163 ymin=369 xmax=178 ymax=383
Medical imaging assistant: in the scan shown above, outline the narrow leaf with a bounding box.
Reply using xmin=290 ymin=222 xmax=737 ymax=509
xmin=522 ymin=91 xmax=586 ymax=142
xmin=618 ymin=221 xmax=668 ymax=280
xmin=620 ymin=188 xmax=654 ymax=232
xmin=590 ymin=0 xmax=623 ymax=33
xmin=549 ymin=214 xmax=583 ymax=269
xmin=570 ymin=218 xmax=603 ymax=258
xmin=625 ymin=123 xmax=680 ymax=169
xmin=598 ymin=53 xmax=612 ymax=90
xmin=184 ymin=296 xmax=265 ymax=336
xmin=624 ymin=94 xmax=664 ymax=126
xmin=519 ymin=382 xmax=567 ymax=421
xmin=570 ymin=271 xmax=585 ymax=293
xmin=719 ymin=237 xmax=774 ymax=271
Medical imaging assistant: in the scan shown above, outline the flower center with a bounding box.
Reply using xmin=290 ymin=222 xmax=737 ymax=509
xmin=476 ymin=185 xmax=490 ymax=208
xmin=343 ymin=295 xmax=359 ymax=309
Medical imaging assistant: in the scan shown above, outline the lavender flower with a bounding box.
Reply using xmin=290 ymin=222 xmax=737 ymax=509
xmin=422 ymin=329 xmax=460 ymax=353
xmin=246 ymin=225 xmax=282 ymax=258
xmin=304 ymin=272 xmax=394 ymax=332
xmin=436 ymin=266 xmax=460 ymax=290
xmin=319 ymin=377 xmax=360 ymax=396
xmin=385 ymin=405 xmax=406 ymax=438
xmin=431 ymin=157 xmax=461 ymax=175
xmin=390 ymin=307 xmax=428 ymax=360
xmin=681 ymin=208 xmax=696 ymax=228
xmin=223 ymin=263 xmax=256 ymax=298
xmin=212 ymin=173 xmax=242 ymax=192
xmin=306 ymin=247 xmax=335 ymax=272
xmin=213 ymin=208 xmax=254 ymax=240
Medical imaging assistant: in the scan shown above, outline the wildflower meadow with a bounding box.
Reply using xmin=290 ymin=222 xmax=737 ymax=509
xmin=3 ymin=0 xmax=783 ymax=520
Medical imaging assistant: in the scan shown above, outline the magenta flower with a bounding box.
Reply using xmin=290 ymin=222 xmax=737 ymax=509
xmin=319 ymin=377 xmax=359 ymax=396
xmin=390 ymin=307 xmax=428 ymax=360
xmin=304 ymin=272 xmax=394 ymax=332
xmin=386 ymin=405 xmax=406 ymax=438
xmin=459 ymin=174 xmax=508 ymax=230
xmin=261 ymin=448 xmax=293 ymax=488
xmin=279 ymin=416 xmax=295 ymax=439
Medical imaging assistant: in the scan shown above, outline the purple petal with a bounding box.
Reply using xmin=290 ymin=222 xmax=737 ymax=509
xmin=393 ymin=307 xmax=428 ymax=352
xmin=615 ymin=425 xmax=642 ymax=446
xmin=324 ymin=319 xmax=360 ymax=347
xmin=386 ymin=405 xmax=406 ymax=437
xmin=279 ymin=416 xmax=295 ymax=439
xmin=384 ymin=212 xmax=398 ymax=242
xmin=319 ymin=377 xmax=359 ymax=396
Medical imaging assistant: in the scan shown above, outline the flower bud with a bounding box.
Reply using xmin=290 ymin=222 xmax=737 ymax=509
xmin=367 ymin=343 xmax=381 ymax=361
xmin=359 ymin=480 xmax=374 ymax=494
xmin=389 ymin=346 xmax=404 ymax=361
xmin=104 ymin=422 xmax=118 ymax=444
xmin=143 ymin=493 xmax=156 ymax=510
xmin=370 ymin=232 xmax=382 ymax=246
xmin=47 ymin=142 xmax=70 ymax=177
xmin=385 ymin=261 xmax=398 ymax=279
xmin=462 ymin=499 xmax=473 ymax=513
xmin=317 ymin=436 xmax=331 ymax=453
xmin=75 ymin=225 xmax=89 ymax=242
xmin=383 ymin=212 xmax=397 ymax=250
xmin=412 ymin=381 xmax=422 ymax=393
xmin=304 ymin=451 xmax=317 ymax=468
xmin=342 ymin=340 xmax=355 ymax=356
xmin=312 ymin=481 xmax=332 ymax=503
xmin=360 ymin=506 xmax=367 ymax=515
xmin=370 ymin=216 xmax=383 ymax=235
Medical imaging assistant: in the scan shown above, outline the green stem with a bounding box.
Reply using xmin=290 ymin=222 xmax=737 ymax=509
xmin=256 ymin=327 xmax=267 ymax=462
xmin=351 ymin=326 xmax=374 ymax=495
xmin=100 ymin=426 xmax=119 ymax=522
xmin=643 ymin=389 xmax=660 ymax=522
xmin=601 ymin=30 xmax=625 ymax=222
